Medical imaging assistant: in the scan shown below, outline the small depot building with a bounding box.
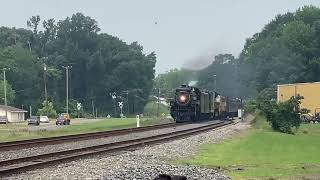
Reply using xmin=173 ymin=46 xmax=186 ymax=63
xmin=0 ymin=105 xmax=27 ymax=122
xmin=277 ymin=82 xmax=320 ymax=115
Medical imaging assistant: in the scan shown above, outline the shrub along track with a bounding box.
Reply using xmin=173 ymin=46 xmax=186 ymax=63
xmin=0 ymin=120 xmax=234 ymax=176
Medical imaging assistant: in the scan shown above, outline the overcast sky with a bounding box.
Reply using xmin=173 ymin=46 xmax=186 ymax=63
xmin=1 ymin=0 xmax=319 ymax=74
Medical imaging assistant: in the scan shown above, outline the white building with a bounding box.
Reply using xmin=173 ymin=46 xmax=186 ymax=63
xmin=0 ymin=105 xmax=27 ymax=122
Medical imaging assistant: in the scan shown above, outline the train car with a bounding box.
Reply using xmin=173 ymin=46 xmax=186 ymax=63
xmin=170 ymin=85 xmax=231 ymax=123
xmin=228 ymin=98 xmax=242 ymax=118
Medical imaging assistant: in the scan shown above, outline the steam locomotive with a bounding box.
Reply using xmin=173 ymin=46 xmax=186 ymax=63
xmin=170 ymin=85 xmax=240 ymax=123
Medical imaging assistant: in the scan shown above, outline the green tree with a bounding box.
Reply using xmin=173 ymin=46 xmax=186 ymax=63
xmin=0 ymin=12 xmax=156 ymax=116
xmin=0 ymin=80 xmax=15 ymax=105
xmin=239 ymin=6 xmax=320 ymax=96
xmin=154 ymin=68 xmax=196 ymax=99
xmin=267 ymin=96 xmax=303 ymax=134
xmin=66 ymin=99 xmax=83 ymax=118
xmin=37 ymin=101 xmax=57 ymax=118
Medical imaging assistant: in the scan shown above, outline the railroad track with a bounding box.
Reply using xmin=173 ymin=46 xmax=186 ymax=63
xmin=0 ymin=123 xmax=178 ymax=151
xmin=0 ymin=121 xmax=233 ymax=176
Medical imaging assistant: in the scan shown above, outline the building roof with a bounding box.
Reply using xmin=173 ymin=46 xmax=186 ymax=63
xmin=0 ymin=105 xmax=27 ymax=112
xmin=277 ymin=81 xmax=320 ymax=87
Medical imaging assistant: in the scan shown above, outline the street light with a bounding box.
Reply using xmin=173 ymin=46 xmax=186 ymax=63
xmin=62 ymin=66 xmax=72 ymax=114
xmin=38 ymin=57 xmax=49 ymax=102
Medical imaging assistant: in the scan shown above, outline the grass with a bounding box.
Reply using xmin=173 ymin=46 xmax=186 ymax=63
xmin=0 ymin=117 xmax=165 ymax=143
xmin=182 ymin=115 xmax=320 ymax=179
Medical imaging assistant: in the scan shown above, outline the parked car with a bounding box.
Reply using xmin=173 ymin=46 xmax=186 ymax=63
xmin=300 ymin=113 xmax=320 ymax=123
xmin=27 ymin=116 xmax=40 ymax=126
xmin=0 ymin=116 xmax=8 ymax=124
xmin=40 ymin=116 xmax=49 ymax=123
xmin=56 ymin=113 xmax=70 ymax=125
xmin=315 ymin=113 xmax=320 ymax=122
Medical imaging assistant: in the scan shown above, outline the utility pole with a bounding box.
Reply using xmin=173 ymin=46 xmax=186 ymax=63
xmin=125 ymin=90 xmax=129 ymax=115
xmin=62 ymin=66 xmax=72 ymax=114
xmin=241 ymin=97 xmax=244 ymax=122
xmin=3 ymin=68 xmax=8 ymax=123
xmin=27 ymin=40 xmax=31 ymax=52
xmin=40 ymin=57 xmax=48 ymax=102
xmin=44 ymin=63 xmax=47 ymax=102
xmin=157 ymin=87 xmax=160 ymax=117
xmin=92 ymin=100 xmax=95 ymax=118
xmin=213 ymin=74 xmax=217 ymax=92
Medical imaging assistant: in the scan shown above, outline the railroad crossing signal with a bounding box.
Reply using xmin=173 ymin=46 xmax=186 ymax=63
xmin=118 ymin=101 xmax=123 ymax=109
xmin=111 ymin=92 xmax=117 ymax=99
xmin=77 ymin=102 xmax=82 ymax=111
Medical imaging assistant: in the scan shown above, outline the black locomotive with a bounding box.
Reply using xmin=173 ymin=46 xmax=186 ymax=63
xmin=170 ymin=85 xmax=240 ymax=123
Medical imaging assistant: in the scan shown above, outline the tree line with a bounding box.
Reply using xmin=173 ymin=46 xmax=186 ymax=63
xmin=161 ymin=6 xmax=320 ymax=101
xmin=155 ymin=6 xmax=320 ymax=133
xmin=0 ymin=13 xmax=156 ymax=117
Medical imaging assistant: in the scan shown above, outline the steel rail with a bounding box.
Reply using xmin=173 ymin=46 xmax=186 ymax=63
xmin=0 ymin=123 xmax=178 ymax=151
xmin=0 ymin=121 xmax=234 ymax=176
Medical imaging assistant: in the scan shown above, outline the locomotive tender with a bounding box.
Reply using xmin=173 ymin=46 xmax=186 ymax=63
xmin=170 ymin=85 xmax=238 ymax=123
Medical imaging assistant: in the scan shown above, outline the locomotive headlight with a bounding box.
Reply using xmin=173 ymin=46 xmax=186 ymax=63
xmin=179 ymin=95 xmax=187 ymax=102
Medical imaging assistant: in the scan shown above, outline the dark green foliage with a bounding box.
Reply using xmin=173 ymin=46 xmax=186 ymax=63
xmin=244 ymin=99 xmax=257 ymax=113
xmin=198 ymin=54 xmax=239 ymax=97
xmin=0 ymin=13 xmax=156 ymax=115
xmin=256 ymin=87 xmax=277 ymax=120
xmin=67 ymin=99 xmax=83 ymax=118
xmin=0 ymin=80 xmax=15 ymax=105
xmin=196 ymin=53 xmax=255 ymax=98
xmin=231 ymin=6 xmax=320 ymax=134
xmin=240 ymin=6 xmax=320 ymax=93
xmin=256 ymin=88 xmax=303 ymax=134
xmin=266 ymin=96 xmax=303 ymax=134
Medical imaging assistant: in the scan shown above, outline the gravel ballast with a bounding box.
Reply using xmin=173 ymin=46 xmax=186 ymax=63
xmin=2 ymin=120 xmax=250 ymax=180
xmin=0 ymin=121 xmax=216 ymax=161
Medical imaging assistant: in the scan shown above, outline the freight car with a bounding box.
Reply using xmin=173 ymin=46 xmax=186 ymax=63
xmin=170 ymin=85 xmax=239 ymax=123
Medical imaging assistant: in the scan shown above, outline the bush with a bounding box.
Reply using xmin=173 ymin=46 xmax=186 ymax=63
xmin=37 ymin=101 xmax=57 ymax=118
xmin=256 ymin=87 xmax=303 ymax=134
xmin=244 ymin=99 xmax=257 ymax=113
xmin=256 ymin=87 xmax=277 ymax=120
xmin=266 ymin=96 xmax=303 ymax=134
